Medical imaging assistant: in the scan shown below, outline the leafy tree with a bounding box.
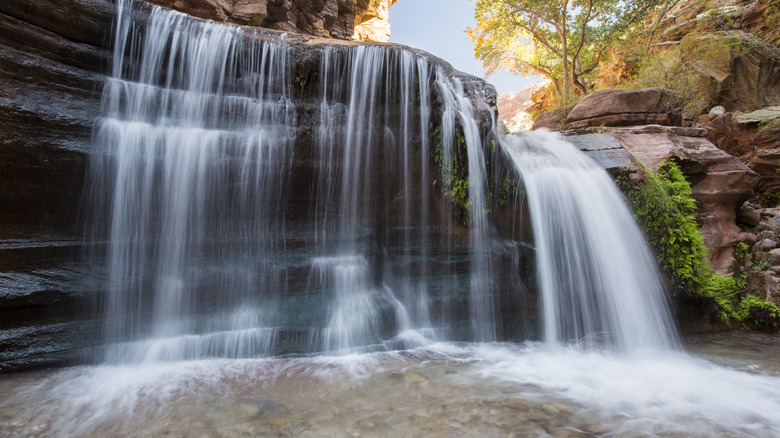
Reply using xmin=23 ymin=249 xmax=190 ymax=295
xmin=467 ymin=0 xmax=660 ymax=102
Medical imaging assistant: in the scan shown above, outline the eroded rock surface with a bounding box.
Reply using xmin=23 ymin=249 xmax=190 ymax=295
xmin=567 ymin=125 xmax=759 ymax=274
xmin=497 ymin=81 xmax=549 ymax=133
xmin=147 ymin=0 xmax=396 ymax=41
xmin=700 ymin=107 xmax=780 ymax=192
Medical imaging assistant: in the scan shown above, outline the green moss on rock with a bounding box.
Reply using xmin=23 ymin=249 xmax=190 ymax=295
xmin=619 ymin=161 xmax=780 ymax=329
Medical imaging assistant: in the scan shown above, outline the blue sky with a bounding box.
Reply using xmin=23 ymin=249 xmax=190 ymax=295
xmin=389 ymin=0 xmax=542 ymax=94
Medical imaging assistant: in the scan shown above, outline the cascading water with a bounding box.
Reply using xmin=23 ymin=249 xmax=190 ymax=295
xmin=4 ymin=2 xmax=780 ymax=437
xmin=503 ymin=132 xmax=680 ymax=352
xmin=90 ymin=0 xmax=511 ymax=362
xmin=92 ymin=2 xmax=295 ymax=362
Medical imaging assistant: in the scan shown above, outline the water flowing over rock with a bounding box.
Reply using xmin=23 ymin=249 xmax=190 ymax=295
xmin=567 ymin=125 xmax=759 ymax=274
xmin=1 ymin=0 xmax=680 ymax=370
xmin=1 ymin=0 xmax=535 ymax=369
xmin=503 ymin=132 xmax=678 ymax=351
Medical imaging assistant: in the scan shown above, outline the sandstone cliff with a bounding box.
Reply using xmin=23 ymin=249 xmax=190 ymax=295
xmin=146 ymin=0 xmax=396 ymax=41
xmin=496 ymin=81 xmax=549 ymax=132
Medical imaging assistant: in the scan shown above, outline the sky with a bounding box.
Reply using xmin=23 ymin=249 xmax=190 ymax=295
xmin=389 ymin=0 xmax=542 ymax=95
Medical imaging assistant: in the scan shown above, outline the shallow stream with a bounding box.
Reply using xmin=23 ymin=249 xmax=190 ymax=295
xmin=2 ymin=331 xmax=779 ymax=437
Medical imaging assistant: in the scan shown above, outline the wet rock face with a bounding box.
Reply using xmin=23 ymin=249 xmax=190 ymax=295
xmin=0 ymin=0 xmax=114 ymax=371
xmin=0 ymin=0 xmax=112 ymax=232
xmin=146 ymin=0 xmax=394 ymax=40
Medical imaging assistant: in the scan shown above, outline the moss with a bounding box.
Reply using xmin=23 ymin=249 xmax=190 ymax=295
xmin=618 ymin=161 xmax=780 ymax=328
xmin=760 ymin=191 xmax=780 ymax=207
xmin=498 ymin=175 xmax=518 ymax=206
xmin=618 ymin=162 xmax=707 ymax=292
xmin=431 ymin=122 xmax=472 ymax=224
xmin=734 ymin=242 xmax=749 ymax=263
xmin=738 ymin=295 xmax=780 ymax=330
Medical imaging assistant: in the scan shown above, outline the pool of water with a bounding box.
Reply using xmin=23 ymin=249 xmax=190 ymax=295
xmin=1 ymin=331 xmax=779 ymax=437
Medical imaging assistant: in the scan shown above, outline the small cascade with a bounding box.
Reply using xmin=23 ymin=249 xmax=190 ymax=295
xmin=93 ymin=2 xmax=294 ymax=363
xmin=434 ymin=72 xmax=497 ymax=342
xmin=503 ymin=132 xmax=679 ymax=352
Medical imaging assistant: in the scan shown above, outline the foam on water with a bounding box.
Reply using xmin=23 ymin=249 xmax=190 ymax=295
xmin=3 ymin=341 xmax=780 ymax=437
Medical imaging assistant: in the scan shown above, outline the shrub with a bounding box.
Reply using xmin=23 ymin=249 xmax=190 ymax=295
xmin=632 ymin=47 xmax=714 ymax=115
xmin=619 ymin=161 xmax=779 ymax=327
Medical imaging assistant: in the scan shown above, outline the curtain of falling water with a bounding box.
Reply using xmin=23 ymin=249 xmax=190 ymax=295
xmin=503 ymin=132 xmax=680 ymax=352
xmin=92 ymin=0 xmax=506 ymax=362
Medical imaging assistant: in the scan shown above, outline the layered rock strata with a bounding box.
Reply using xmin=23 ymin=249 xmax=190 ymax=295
xmin=566 ymin=124 xmax=759 ymax=275
xmin=146 ymin=0 xmax=396 ymax=41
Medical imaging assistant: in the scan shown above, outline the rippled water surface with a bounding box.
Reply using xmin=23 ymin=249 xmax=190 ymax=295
xmin=2 ymin=332 xmax=779 ymax=437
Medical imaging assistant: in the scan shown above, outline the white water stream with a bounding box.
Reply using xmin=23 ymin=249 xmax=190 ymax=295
xmin=502 ymin=132 xmax=679 ymax=352
xmin=2 ymin=1 xmax=780 ymax=436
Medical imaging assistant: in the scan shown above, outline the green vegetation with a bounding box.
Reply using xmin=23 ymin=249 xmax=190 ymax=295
xmin=734 ymin=241 xmax=750 ymax=263
xmin=467 ymin=0 xmax=660 ymax=104
xmin=468 ymin=0 xmax=779 ymax=117
xmin=630 ymin=32 xmax=755 ymax=115
xmin=758 ymin=118 xmax=780 ymax=135
xmin=738 ymin=295 xmax=780 ymax=330
xmin=619 ymin=161 xmax=779 ymax=327
xmin=431 ymin=123 xmax=473 ymax=223
xmin=760 ymin=191 xmax=780 ymax=207
xmin=498 ymin=174 xmax=519 ymax=206
xmin=631 ymin=46 xmax=714 ymax=115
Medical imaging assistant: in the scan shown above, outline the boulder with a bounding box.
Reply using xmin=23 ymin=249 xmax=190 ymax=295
xmin=769 ymin=248 xmax=780 ymax=265
xmin=532 ymin=106 xmax=568 ymax=131
xmin=563 ymin=88 xmax=676 ymax=130
xmin=604 ymin=125 xmax=760 ymax=273
xmin=737 ymin=207 xmax=761 ymax=226
xmin=738 ymin=232 xmax=758 ymax=246
xmin=756 ymin=238 xmax=778 ymax=251
xmin=710 ymin=106 xmax=726 ymax=115
xmin=767 ymin=215 xmax=780 ymax=233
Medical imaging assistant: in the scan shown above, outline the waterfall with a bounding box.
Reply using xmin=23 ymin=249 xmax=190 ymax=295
xmin=8 ymin=2 xmax=780 ymax=437
xmin=434 ymin=72 xmax=497 ymax=342
xmin=503 ymin=131 xmax=679 ymax=352
xmin=93 ymin=2 xmax=295 ymax=363
xmin=91 ymin=0 xmax=507 ymax=362
xmin=88 ymin=0 xmax=680 ymax=365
